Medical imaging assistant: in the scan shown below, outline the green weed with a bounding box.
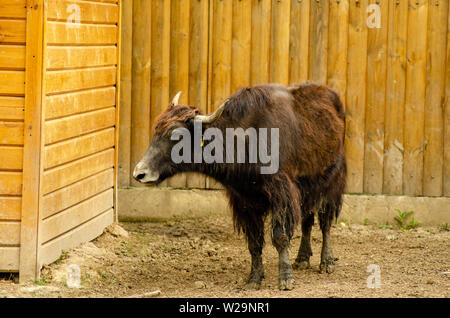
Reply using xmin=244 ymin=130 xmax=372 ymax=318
xmin=394 ymin=209 xmax=420 ymax=231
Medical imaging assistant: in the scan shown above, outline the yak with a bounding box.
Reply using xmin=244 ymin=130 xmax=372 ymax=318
xmin=133 ymin=82 xmax=347 ymax=291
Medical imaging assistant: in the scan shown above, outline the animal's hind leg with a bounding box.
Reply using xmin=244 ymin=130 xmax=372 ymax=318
xmin=318 ymin=203 xmax=336 ymax=274
xmin=244 ymin=217 xmax=265 ymax=290
xmin=293 ymin=212 xmax=314 ymax=270
xmin=272 ymin=220 xmax=295 ymax=290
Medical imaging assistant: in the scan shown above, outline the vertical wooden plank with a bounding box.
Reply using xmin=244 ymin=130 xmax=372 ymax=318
xmin=20 ymin=0 xmax=45 ymax=282
xmin=423 ymin=0 xmax=448 ymax=196
xmin=445 ymin=1 xmax=450 ymax=197
xmin=187 ymin=0 xmax=209 ymax=189
xmin=250 ymin=0 xmax=271 ymax=85
xmin=208 ymin=0 xmax=232 ymax=190
xmin=151 ymin=0 xmax=171 ymax=188
xmin=403 ymin=0 xmax=428 ymax=196
xmin=207 ymin=0 xmax=214 ymax=114
xmin=168 ymin=0 xmax=190 ymax=188
xmin=150 ymin=0 xmax=171 ymax=128
xmin=383 ymin=0 xmax=408 ymax=195
xmin=169 ymin=0 xmax=190 ymax=108
xmin=118 ymin=0 xmax=132 ymax=187
xmin=327 ymin=0 xmax=349 ymax=98
xmin=190 ymin=0 xmax=209 ymax=114
xmin=363 ymin=0 xmax=389 ymax=194
xmin=114 ymin=0 xmax=122 ymax=222
xmin=308 ymin=0 xmax=329 ymax=83
xmin=130 ymin=0 xmax=151 ymax=187
xmin=211 ymin=0 xmax=232 ymax=110
xmin=289 ymin=0 xmax=310 ymax=85
xmin=270 ymin=0 xmax=290 ymax=85
xmin=345 ymin=0 xmax=368 ymax=193
xmin=231 ymin=0 xmax=252 ymax=91
xmin=205 ymin=0 xmax=215 ymax=189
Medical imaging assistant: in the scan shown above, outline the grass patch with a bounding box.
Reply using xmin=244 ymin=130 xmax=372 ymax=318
xmin=34 ymin=275 xmax=50 ymax=286
xmin=394 ymin=209 xmax=420 ymax=231
xmin=54 ymin=250 xmax=69 ymax=265
xmin=119 ymin=217 xmax=172 ymax=223
xmin=377 ymin=223 xmax=393 ymax=230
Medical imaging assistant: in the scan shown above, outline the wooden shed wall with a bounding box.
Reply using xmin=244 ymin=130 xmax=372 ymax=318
xmin=0 ymin=0 xmax=27 ymax=271
xmin=38 ymin=0 xmax=120 ymax=267
xmin=119 ymin=0 xmax=450 ymax=198
xmin=0 ymin=0 xmax=120 ymax=278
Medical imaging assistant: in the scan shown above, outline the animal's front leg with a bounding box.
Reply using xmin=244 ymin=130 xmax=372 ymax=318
xmin=272 ymin=222 xmax=295 ymax=290
xmin=230 ymin=198 xmax=266 ymax=290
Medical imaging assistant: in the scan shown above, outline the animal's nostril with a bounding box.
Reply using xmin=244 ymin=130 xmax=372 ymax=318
xmin=136 ymin=173 xmax=146 ymax=180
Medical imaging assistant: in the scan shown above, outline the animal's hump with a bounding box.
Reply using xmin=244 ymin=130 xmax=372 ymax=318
xmin=289 ymin=82 xmax=345 ymax=121
xmin=224 ymin=85 xmax=273 ymax=119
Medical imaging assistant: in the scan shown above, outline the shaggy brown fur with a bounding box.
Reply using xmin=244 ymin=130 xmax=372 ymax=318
xmin=154 ymin=103 xmax=199 ymax=135
xmin=136 ymin=82 xmax=347 ymax=290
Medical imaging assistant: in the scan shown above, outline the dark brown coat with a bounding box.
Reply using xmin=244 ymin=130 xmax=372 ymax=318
xmin=138 ymin=82 xmax=347 ymax=289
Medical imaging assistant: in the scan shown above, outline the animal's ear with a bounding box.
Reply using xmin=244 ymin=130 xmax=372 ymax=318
xmin=170 ymin=91 xmax=182 ymax=106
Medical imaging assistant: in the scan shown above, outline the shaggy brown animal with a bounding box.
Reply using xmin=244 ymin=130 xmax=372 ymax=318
xmin=133 ymin=82 xmax=347 ymax=291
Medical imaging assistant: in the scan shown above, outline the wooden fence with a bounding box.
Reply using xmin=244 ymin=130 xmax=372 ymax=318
xmin=119 ymin=0 xmax=450 ymax=198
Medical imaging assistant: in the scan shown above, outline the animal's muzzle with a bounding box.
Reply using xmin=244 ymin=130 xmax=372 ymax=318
xmin=133 ymin=161 xmax=159 ymax=183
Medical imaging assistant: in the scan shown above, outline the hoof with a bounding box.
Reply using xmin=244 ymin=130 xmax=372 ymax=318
xmin=319 ymin=262 xmax=335 ymax=274
xmin=293 ymin=260 xmax=310 ymax=270
xmin=279 ymin=278 xmax=295 ymax=291
xmin=244 ymin=281 xmax=261 ymax=290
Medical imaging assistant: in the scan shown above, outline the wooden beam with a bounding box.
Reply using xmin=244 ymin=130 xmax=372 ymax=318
xmin=363 ymin=0 xmax=388 ymax=194
xmin=187 ymin=0 xmax=209 ymax=189
xmin=130 ymin=0 xmax=151 ymax=187
xmin=345 ymin=0 xmax=368 ymax=193
xmin=250 ymin=0 xmax=271 ymax=85
xmin=270 ymin=0 xmax=290 ymax=85
xmin=168 ymin=0 xmax=190 ymax=188
xmin=403 ymin=0 xmax=428 ymax=196
xmin=444 ymin=1 xmax=450 ymax=197
xmin=289 ymin=0 xmax=310 ymax=85
xmin=20 ymin=0 xmax=45 ymax=283
xmin=113 ymin=0 xmax=122 ymax=222
xmin=308 ymin=0 xmax=329 ymax=83
xmin=327 ymin=0 xmax=349 ymax=98
xmin=118 ymin=0 xmax=133 ymax=187
xmin=423 ymin=0 xmax=448 ymax=196
xmin=383 ymin=0 xmax=408 ymax=195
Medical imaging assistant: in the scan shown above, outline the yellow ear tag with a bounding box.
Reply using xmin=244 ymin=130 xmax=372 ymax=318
xmin=201 ymin=138 xmax=204 ymax=147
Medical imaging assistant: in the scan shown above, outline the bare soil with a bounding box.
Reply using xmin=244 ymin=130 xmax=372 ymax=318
xmin=1 ymin=215 xmax=449 ymax=298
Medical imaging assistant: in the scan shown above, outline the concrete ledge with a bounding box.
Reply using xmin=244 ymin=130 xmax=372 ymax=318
xmin=118 ymin=187 xmax=449 ymax=226
xmin=118 ymin=187 xmax=229 ymax=220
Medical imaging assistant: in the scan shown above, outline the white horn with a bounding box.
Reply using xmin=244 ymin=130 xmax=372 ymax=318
xmin=171 ymin=91 xmax=182 ymax=105
xmin=195 ymin=99 xmax=228 ymax=124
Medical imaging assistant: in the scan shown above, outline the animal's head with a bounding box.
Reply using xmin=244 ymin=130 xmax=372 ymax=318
xmin=132 ymin=92 xmax=226 ymax=184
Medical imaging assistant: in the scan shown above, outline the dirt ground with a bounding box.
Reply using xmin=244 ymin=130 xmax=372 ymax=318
xmin=0 ymin=214 xmax=449 ymax=298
